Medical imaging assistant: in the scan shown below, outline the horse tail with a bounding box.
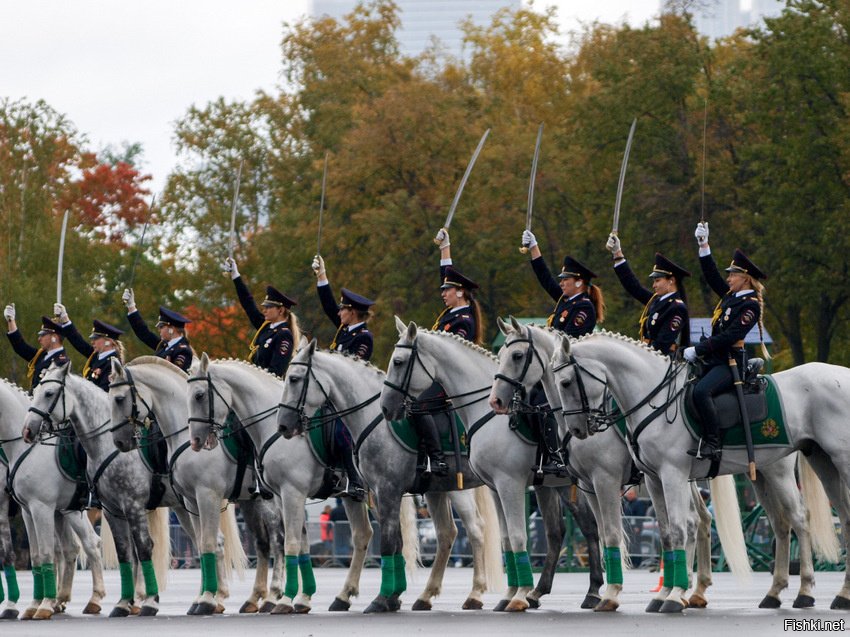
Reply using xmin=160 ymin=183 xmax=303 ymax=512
xmin=799 ymin=453 xmax=840 ymax=563
xmin=474 ymin=486 xmax=505 ymax=592
xmin=220 ymin=502 xmax=248 ymax=580
xmin=147 ymin=508 xmax=171 ymax=592
xmin=100 ymin=515 xmax=119 ymax=569
xmin=400 ymin=495 xmax=421 ymax=577
xmin=710 ymin=474 xmax=752 ymax=582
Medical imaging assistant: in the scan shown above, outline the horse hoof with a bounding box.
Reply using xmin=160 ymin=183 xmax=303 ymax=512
xmin=492 ymin=599 xmax=510 ymax=612
xmin=329 ymin=597 xmax=350 ymax=612
xmin=526 ymin=597 xmax=540 ymax=609
xmin=659 ymin=600 xmax=685 ymax=613
xmin=129 ymin=605 xmax=141 ymax=616
xmin=215 ymin=604 xmax=225 ymax=614
xmin=109 ymin=606 xmax=130 ymax=618
xmin=271 ymin=603 xmax=294 ymax=614
xmin=363 ymin=597 xmax=390 ymax=614
xmin=21 ymin=607 xmax=36 ymax=620
xmin=581 ymin=594 xmax=602 ymax=610
xmin=33 ymin=608 xmax=53 ymax=620
xmin=387 ymin=595 xmax=401 ymax=612
xmin=239 ymin=601 xmax=259 ymax=613
xmin=462 ymin=598 xmax=484 ymax=610
xmin=0 ymin=608 xmax=19 ymax=620
xmin=645 ymin=599 xmax=664 ymax=613
xmin=195 ymin=601 xmax=216 ymax=616
xmin=593 ymin=599 xmax=619 ymax=612
xmin=688 ymin=594 xmax=708 ymax=609
xmin=831 ymin=596 xmax=850 ymax=610
xmin=411 ymin=599 xmax=432 ymax=611
xmin=293 ymin=604 xmax=311 ymax=614
xmin=505 ymin=599 xmax=528 ymax=612
xmin=139 ymin=605 xmax=158 ymax=617
xmin=82 ymin=601 xmax=102 ymax=615
xmin=793 ymin=594 xmax=815 ymax=609
xmin=259 ymin=601 xmax=276 ymax=613
xmin=758 ymin=595 xmax=781 ymax=609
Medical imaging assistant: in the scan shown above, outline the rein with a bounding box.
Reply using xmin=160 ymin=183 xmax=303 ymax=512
xmin=494 ymin=334 xmax=557 ymax=415
xmin=27 ymin=377 xmax=112 ymax=444
xmin=109 ymin=369 xmax=188 ymax=450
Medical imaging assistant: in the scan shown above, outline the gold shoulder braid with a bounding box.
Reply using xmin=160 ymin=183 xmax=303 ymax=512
xmin=26 ymin=348 xmax=44 ymax=383
xmin=711 ymin=298 xmax=724 ymax=327
xmin=82 ymin=352 xmax=96 ymax=379
xmin=638 ymin=293 xmax=658 ymax=337
xmin=330 ymin=324 xmax=345 ymax=350
xmin=431 ymin=308 xmax=449 ymax=331
xmin=247 ymin=321 xmax=270 ymax=361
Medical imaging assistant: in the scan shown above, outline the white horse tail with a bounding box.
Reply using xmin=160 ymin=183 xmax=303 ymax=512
xmin=147 ymin=508 xmax=171 ymax=591
xmin=220 ymin=502 xmax=248 ymax=579
xmin=799 ymin=453 xmax=840 ymax=563
xmin=100 ymin=515 xmax=119 ymax=569
xmin=710 ymin=474 xmax=752 ymax=582
xmin=474 ymin=485 xmax=505 ymax=592
xmin=400 ymin=495 xmax=421 ymax=577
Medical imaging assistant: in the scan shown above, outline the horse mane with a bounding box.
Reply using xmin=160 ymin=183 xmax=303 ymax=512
xmin=573 ymin=329 xmax=670 ymax=362
xmin=212 ymin=357 xmax=283 ymax=382
xmin=418 ymin=328 xmax=499 ymax=362
xmin=0 ymin=376 xmax=30 ymax=400
xmin=315 ymin=348 xmax=385 ymax=378
xmin=126 ymin=355 xmax=189 ymax=378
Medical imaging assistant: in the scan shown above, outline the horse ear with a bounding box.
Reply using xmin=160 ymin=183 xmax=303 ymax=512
xmin=406 ymin=321 xmax=418 ymax=340
xmin=394 ymin=315 xmax=406 ymax=336
xmin=509 ymin=315 xmax=522 ymax=332
xmin=110 ymin=358 xmax=125 ymax=379
xmin=58 ymin=361 xmax=72 ymax=377
xmin=496 ymin=317 xmax=509 ymax=335
xmin=559 ymin=332 xmax=572 ymax=356
xmin=308 ymin=338 xmax=317 ymax=355
xmin=200 ymin=352 xmax=210 ymax=373
xmin=298 ymin=335 xmax=308 ymax=350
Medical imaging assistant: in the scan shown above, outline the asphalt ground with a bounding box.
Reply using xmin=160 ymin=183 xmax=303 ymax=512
xmin=3 ymin=567 xmax=849 ymax=636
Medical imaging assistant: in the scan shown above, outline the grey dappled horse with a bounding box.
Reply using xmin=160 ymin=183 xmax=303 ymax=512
xmin=550 ymin=331 xmax=843 ymax=611
xmin=277 ymin=341 xmax=503 ymax=613
xmin=109 ymin=356 xmax=286 ymax=615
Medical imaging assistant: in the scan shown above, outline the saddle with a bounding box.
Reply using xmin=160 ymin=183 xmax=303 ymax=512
xmin=57 ymin=433 xmax=93 ymax=511
xmin=686 ymin=358 xmax=768 ymax=431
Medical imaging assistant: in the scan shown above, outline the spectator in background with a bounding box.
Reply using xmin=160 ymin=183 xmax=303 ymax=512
xmin=623 ymin=487 xmax=650 ymax=567
xmin=320 ymin=505 xmax=333 ymax=556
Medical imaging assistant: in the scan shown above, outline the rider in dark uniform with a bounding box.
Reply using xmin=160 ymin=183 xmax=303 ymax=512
xmin=521 ymin=230 xmax=607 ymax=475
xmin=53 ymin=303 xmax=124 ymax=392
xmin=311 ymin=254 xmax=375 ymax=501
xmin=3 ymin=308 xmax=70 ymax=392
xmin=605 ymin=234 xmax=690 ymax=357
xmin=683 ymin=222 xmax=768 ymax=461
xmin=222 ymin=258 xmax=299 ymax=378
xmin=121 ymin=288 xmax=193 ymax=371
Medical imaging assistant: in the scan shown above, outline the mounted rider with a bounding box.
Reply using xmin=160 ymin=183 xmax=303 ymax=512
xmin=520 ymin=229 xmax=606 ymax=475
xmin=53 ymin=303 xmax=124 ymax=392
xmin=683 ymin=222 xmax=768 ymax=461
xmin=122 ymin=288 xmax=193 ymax=371
xmin=311 ymin=253 xmax=375 ymax=501
xmin=605 ymin=234 xmax=690 ymax=357
xmin=3 ymin=307 xmax=70 ymax=392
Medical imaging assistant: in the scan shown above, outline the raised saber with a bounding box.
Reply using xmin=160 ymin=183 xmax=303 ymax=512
xmin=434 ymin=128 xmax=491 ymax=243
xmin=610 ymin=118 xmax=638 ymax=235
xmin=128 ymin=194 xmax=155 ymax=289
xmin=316 ymin=152 xmax=329 ymax=256
xmin=519 ymin=123 xmax=544 ymax=254
xmin=227 ymin=159 xmax=244 ymax=260
xmin=700 ymin=98 xmax=708 ymax=223
xmin=56 ymin=209 xmax=70 ymax=304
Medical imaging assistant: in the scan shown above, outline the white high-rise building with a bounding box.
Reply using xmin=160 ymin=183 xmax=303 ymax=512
xmin=310 ymin=0 xmax=521 ymax=57
xmin=668 ymin=0 xmax=785 ymax=40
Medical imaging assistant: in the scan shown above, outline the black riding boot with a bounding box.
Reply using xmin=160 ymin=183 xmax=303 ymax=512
xmin=537 ymin=416 xmax=568 ymax=477
xmin=687 ymin=404 xmax=722 ymax=461
xmin=413 ymin=414 xmax=448 ymax=476
xmin=340 ymin=445 xmax=367 ymax=502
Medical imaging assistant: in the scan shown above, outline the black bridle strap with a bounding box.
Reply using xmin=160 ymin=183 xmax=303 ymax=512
xmin=353 ymin=414 xmax=384 ymax=460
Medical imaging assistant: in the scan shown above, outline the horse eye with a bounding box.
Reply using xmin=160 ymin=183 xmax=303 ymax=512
xmin=45 ymin=391 xmax=55 ymax=399
xmin=114 ymin=395 xmax=125 ymax=404
xmin=194 ymin=392 xmax=204 ymax=402
xmin=393 ymin=358 xmax=403 ymax=366
xmin=511 ymin=351 xmax=523 ymax=361
xmin=560 ymin=379 xmax=571 ymax=389
xmin=289 ymin=376 xmax=301 ymax=384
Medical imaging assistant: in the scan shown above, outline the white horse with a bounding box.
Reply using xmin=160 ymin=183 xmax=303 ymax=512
xmin=187 ymin=355 xmax=373 ymax=614
xmin=0 ymin=376 xmax=105 ymax=620
xmin=21 ymin=364 xmax=189 ymax=617
xmin=488 ymin=319 xmax=716 ymax=612
xmin=108 ymin=356 xmax=285 ymax=615
xmin=549 ymin=331 xmax=844 ymax=610
xmin=277 ymin=341 xmax=503 ymax=612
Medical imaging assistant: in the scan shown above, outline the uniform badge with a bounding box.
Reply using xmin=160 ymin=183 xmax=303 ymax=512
xmin=559 ymin=310 xmax=568 ymax=324
xmin=573 ymin=311 xmax=587 ymax=327
xmin=443 ymin=325 xmax=451 ymax=331
xmin=264 ymin=338 xmax=272 ymax=348
xmin=741 ymin=309 xmax=755 ymax=326
xmin=724 ymin=308 xmax=731 ymax=320
xmin=92 ymin=368 xmax=102 ymax=379
xmin=651 ymin=311 xmax=658 ymax=326
xmin=670 ymin=315 xmax=682 ymax=331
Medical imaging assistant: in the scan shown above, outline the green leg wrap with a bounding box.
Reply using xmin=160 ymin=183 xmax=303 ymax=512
xmin=32 ymin=565 xmax=43 ymax=600
xmin=379 ymin=555 xmax=395 ymax=597
xmin=503 ymin=551 xmax=517 ymax=588
xmin=298 ymin=554 xmax=316 ymax=596
xmin=673 ymin=549 xmax=689 ymax=590
xmin=603 ymin=546 xmax=624 ymax=585
xmin=662 ymin=551 xmax=674 ymax=589
xmin=4 ymin=565 xmax=19 ymax=603
xmin=119 ymin=562 xmax=134 ymax=600
xmin=41 ymin=563 xmax=56 ymax=599
xmin=514 ymin=551 xmax=534 ymax=588
xmin=393 ymin=553 xmax=406 ymax=595
xmin=141 ymin=559 xmax=158 ymax=597
xmin=0 ymin=568 xmax=5 ymax=603
xmin=284 ymin=555 xmax=299 ymax=600
xmin=200 ymin=552 xmax=217 ymax=594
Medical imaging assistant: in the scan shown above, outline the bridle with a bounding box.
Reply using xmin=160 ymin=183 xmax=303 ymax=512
xmin=26 ymin=376 xmax=112 ymax=443
xmin=109 ymin=368 xmax=187 ymax=447
xmin=493 ymin=332 xmax=553 ymax=415
xmin=187 ymin=372 xmax=277 ymax=444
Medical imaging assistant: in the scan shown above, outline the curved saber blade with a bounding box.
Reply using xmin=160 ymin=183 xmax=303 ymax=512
xmin=438 ymin=128 xmax=491 ymax=236
xmin=700 ymin=98 xmax=709 ymax=223
xmin=228 ymin=160 xmax=245 ymax=259
xmin=520 ymin=123 xmax=544 ymax=254
xmin=56 ymin=209 xmax=70 ymax=304
xmin=316 ymin=152 xmax=329 ymax=256
xmin=128 ymin=194 xmax=155 ymax=289
xmin=611 ymin=118 xmax=637 ymax=234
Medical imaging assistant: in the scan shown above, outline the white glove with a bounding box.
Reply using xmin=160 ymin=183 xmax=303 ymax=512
xmin=311 ymin=255 xmax=326 ymax=277
xmin=434 ymin=228 xmax=450 ymax=249
xmin=121 ymin=288 xmax=136 ymax=310
xmin=53 ymin=302 xmax=69 ymax=323
xmin=683 ymin=347 xmax=698 ymax=363
xmin=521 ymin=229 xmax=537 ymax=249
xmin=3 ymin=303 xmax=15 ymax=322
xmin=221 ymin=257 xmax=240 ymax=280
xmin=605 ymin=233 xmax=622 ymax=255
xmin=694 ymin=222 xmax=709 ymax=247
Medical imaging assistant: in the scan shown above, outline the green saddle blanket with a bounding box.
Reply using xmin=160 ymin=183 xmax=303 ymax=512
xmin=220 ymin=411 xmax=253 ymax=464
xmin=506 ymin=413 xmax=539 ymax=446
xmin=57 ymin=435 xmax=85 ymax=483
xmin=387 ymin=412 xmax=468 ymax=456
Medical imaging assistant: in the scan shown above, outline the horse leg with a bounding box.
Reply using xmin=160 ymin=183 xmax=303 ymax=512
xmin=267 ymin=502 xmax=286 ymax=608
xmin=449 ymin=489 xmax=487 ymax=610
xmin=589 ymin=469 xmax=631 ymax=613
xmin=748 ymin=467 xmax=794 ymax=608
xmin=567 ymin=489 xmax=604 ymax=609
xmin=127 ymin=508 xmax=159 ymax=616
xmin=238 ymin=499 xmax=270 ymax=613
xmin=271 ymin=490 xmax=308 ymax=614
xmin=363 ymin=489 xmax=404 ymax=614
xmin=27 ymin=502 xmax=58 ymax=620
xmin=104 ymin=514 xmax=137 ymax=617
xmin=687 ymin=483 xmax=713 ymax=609
xmin=493 ymin=477 xmax=533 ymax=612
xmin=656 ymin=471 xmax=696 ymax=613
xmin=525 ymin=486 xmax=564 ymax=610
xmin=413 ymin=492 xmax=456 ymax=610
xmin=643 ymin=473 xmax=674 ymax=612
xmin=0 ymin=489 xmax=19 ymax=620
xmin=490 ymin=492 xmax=516 ymax=611
xmin=53 ymin=514 xmax=77 ymax=613
xmin=63 ymin=511 xmax=105 ymax=614
xmin=184 ymin=496 xmax=219 ymax=615
xmin=335 ymin=499 xmax=372 ymax=612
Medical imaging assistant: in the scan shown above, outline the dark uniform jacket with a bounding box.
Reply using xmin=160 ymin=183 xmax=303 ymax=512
xmin=59 ymin=322 xmax=119 ymax=392
xmin=318 ymin=283 xmax=373 ymax=361
xmin=435 ymin=264 xmax=477 ymax=342
xmin=531 ymin=255 xmax=596 ymax=337
xmin=614 ymin=260 xmax=688 ymax=357
xmin=234 ymin=276 xmax=294 ymax=377
xmin=7 ymin=330 xmax=70 ymax=392
xmin=694 ymin=253 xmax=760 ymax=367
xmin=127 ymin=311 xmax=193 ymax=371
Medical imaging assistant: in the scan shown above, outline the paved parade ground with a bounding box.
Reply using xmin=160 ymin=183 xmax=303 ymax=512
xmin=3 ymin=567 xmax=849 ymax=636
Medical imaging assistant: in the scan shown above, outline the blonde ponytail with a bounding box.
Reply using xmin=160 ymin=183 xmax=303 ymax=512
xmin=751 ymin=278 xmax=770 ymax=360
xmin=588 ymin=283 xmax=606 ymax=324
xmin=288 ymin=311 xmax=302 ymax=351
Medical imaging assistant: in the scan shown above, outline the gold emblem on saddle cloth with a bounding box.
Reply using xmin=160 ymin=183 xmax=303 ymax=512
xmin=460 ymin=432 xmax=467 ymax=447
xmin=761 ymin=418 xmax=779 ymax=439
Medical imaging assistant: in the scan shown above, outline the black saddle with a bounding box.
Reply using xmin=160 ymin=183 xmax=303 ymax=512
xmin=686 ymin=358 xmax=768 ymax=430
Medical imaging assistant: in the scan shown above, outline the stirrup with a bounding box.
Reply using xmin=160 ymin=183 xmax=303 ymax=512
xmin=687 ymin=438 xmax=721 ymax=461
xmin=428 ymin=456 xmax=449 ymax=477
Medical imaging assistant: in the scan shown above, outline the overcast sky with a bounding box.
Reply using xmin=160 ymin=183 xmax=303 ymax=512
xmin=1 ymin=1 xmax=659 ymax=193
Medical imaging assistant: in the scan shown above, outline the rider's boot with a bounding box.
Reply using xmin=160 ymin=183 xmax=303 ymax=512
xmin=413 ymin=414 xmax=448 ymax=476
xmin=688 ymin=404 xmax=722 ymax=461
xmin=340 ymin=445 xmax=367 ymax=502
xmin=538 ymin=416 xmax=568 ymax=477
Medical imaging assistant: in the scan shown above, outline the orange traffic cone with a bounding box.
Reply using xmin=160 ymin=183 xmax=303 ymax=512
xmin=651 ymin=559 xmax=663 ymax=592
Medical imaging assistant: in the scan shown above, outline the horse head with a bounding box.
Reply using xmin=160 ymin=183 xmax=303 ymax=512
xmin=489 ymin=317 xmax=551 ymax=414
xmin=187 ymin=352 xmax=228 ymax=452
xmin=22 ymin=361 xmax=72 ymax=443
xmin=550 ymin=334 xmax=610 ymax=440
xmin=380 ymin=316 xmax=436 ymax=421
xmin=108 ymin=358 xmax=144 ymax=452
xmin=277 ymin=338 xmax=324 ymax=439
